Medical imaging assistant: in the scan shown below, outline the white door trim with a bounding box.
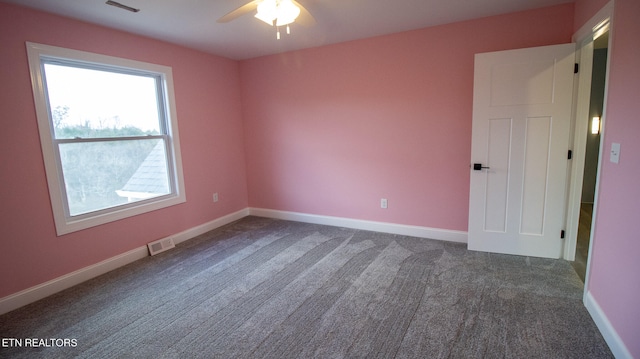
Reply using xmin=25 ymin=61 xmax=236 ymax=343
xmin=564 ymin=1 xmax=613 ymax=275
xmin=563 ymin=40 xmax=594 ymax=262
xmin=566 ymin=10 xmax=629 ymax=358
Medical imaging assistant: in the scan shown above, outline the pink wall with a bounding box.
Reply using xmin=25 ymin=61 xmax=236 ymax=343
xmin=0 ymin=3 xmax=248 ymax=298
xmin=240 ymin=4 xmax=574 ymax=231
xmin=574 ymin=0 xmax=640 ymax=356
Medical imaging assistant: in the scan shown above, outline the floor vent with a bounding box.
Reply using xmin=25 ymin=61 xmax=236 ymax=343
xmin=147 ymin=238 xmax=175 ymax=256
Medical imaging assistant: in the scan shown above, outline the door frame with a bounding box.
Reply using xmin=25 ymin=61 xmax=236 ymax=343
xmin=564 ymin=1 xmax=613 ymax=288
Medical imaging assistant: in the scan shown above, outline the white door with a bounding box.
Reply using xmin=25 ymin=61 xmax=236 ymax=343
xmin=468 ymin=43 xmax=576 ymax=259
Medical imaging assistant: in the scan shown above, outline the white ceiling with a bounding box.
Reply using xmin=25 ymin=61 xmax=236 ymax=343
xmin=2 ymin=0 xmax=574 ymax=60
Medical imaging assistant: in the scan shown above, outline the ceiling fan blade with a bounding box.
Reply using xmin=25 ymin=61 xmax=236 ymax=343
xmin=217 ymin=0 xmax=260 ymax=23
xmin=291 ymin=0 xmax=317 ymax=27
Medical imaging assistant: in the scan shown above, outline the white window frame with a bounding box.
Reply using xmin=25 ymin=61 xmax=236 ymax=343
xmin=26 ymin=42 xmax=186 ymax=236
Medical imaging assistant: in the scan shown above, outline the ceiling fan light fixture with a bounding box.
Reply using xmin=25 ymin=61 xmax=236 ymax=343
xmin=275 ymin=0 xmax=301 ymax=26
xmin=255 ymin=0 xmax=300 ymax=27
xmin=255 ymin=0 xmax=278 ymax=25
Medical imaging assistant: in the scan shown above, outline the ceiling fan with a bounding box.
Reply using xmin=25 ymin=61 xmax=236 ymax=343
xmin=217 ymin=0 xmax=316 ymax=38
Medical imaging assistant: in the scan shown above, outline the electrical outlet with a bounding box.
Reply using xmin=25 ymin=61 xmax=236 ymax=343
xmin=213 ymin=193 xmax=219 ymax=202
xmin=381 ymin=198 xmax=388 ymax=209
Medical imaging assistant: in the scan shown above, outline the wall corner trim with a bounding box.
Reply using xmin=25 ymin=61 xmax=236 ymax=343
xmin=572 ymin=0 xmax=614 ymax=43
xmin=249 ymin=207 xmax=468 ymax=243
xmin=584 ymin=290 xmax=633 ymax=359
xmin=0 ymin=208 xmax=250 ymax=315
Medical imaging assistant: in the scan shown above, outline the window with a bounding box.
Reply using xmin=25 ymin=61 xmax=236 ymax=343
xmin=27 ymin=42 xmax=186 ymax=235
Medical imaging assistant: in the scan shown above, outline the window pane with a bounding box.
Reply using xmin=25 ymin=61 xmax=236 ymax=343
xmin=59 ymin=139 xmax=171 ymax=216
xmin=44 ymin=63 xmax=162 ymax=139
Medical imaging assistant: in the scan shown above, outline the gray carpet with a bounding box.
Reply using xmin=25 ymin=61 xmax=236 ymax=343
xmin=0 ymin=216 xmax=612 ymax=358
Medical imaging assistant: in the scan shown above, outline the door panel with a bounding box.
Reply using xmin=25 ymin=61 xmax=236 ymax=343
xmin=490 ymin=60 xmax=556 ymax=106
xmin=468 ymin=43 xmax=575 ymax=259
xmin=521 ymin=116 xmax=551 ymax=235
xmin=484 ymin=118 xmax=511 ymax=233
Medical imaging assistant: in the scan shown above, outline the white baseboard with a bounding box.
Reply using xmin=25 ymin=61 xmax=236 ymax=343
xmin=0 ymin=207 xmax=463 ymax=315
xmin=0 ymin=208 xmax=250 ymax=315
xmin=249 ymin=208 xmax=468 ymax=243
xmin=170 ymin=208 xmax=250 ymax=245
xmin=0 ymin=246 xmax=148 ymax=316
xmin=584 ymin=290 xmax=633 ymax=359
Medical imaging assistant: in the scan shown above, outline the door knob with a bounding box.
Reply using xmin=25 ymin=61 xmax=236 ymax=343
xmin=473 ymin=163 xmax=490 ymax=171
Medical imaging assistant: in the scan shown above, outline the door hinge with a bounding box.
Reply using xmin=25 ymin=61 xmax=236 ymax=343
xmin=568 ymin=150 xmax=573 ymax=160
xmin=561 ymin=230 xmax=566 ymax=239
xmin=574 ymin=63 xmax=579 ymax=74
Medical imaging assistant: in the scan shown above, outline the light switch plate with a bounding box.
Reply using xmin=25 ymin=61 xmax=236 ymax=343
xmin=610 ymin=143 xmax=621 ymax=163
